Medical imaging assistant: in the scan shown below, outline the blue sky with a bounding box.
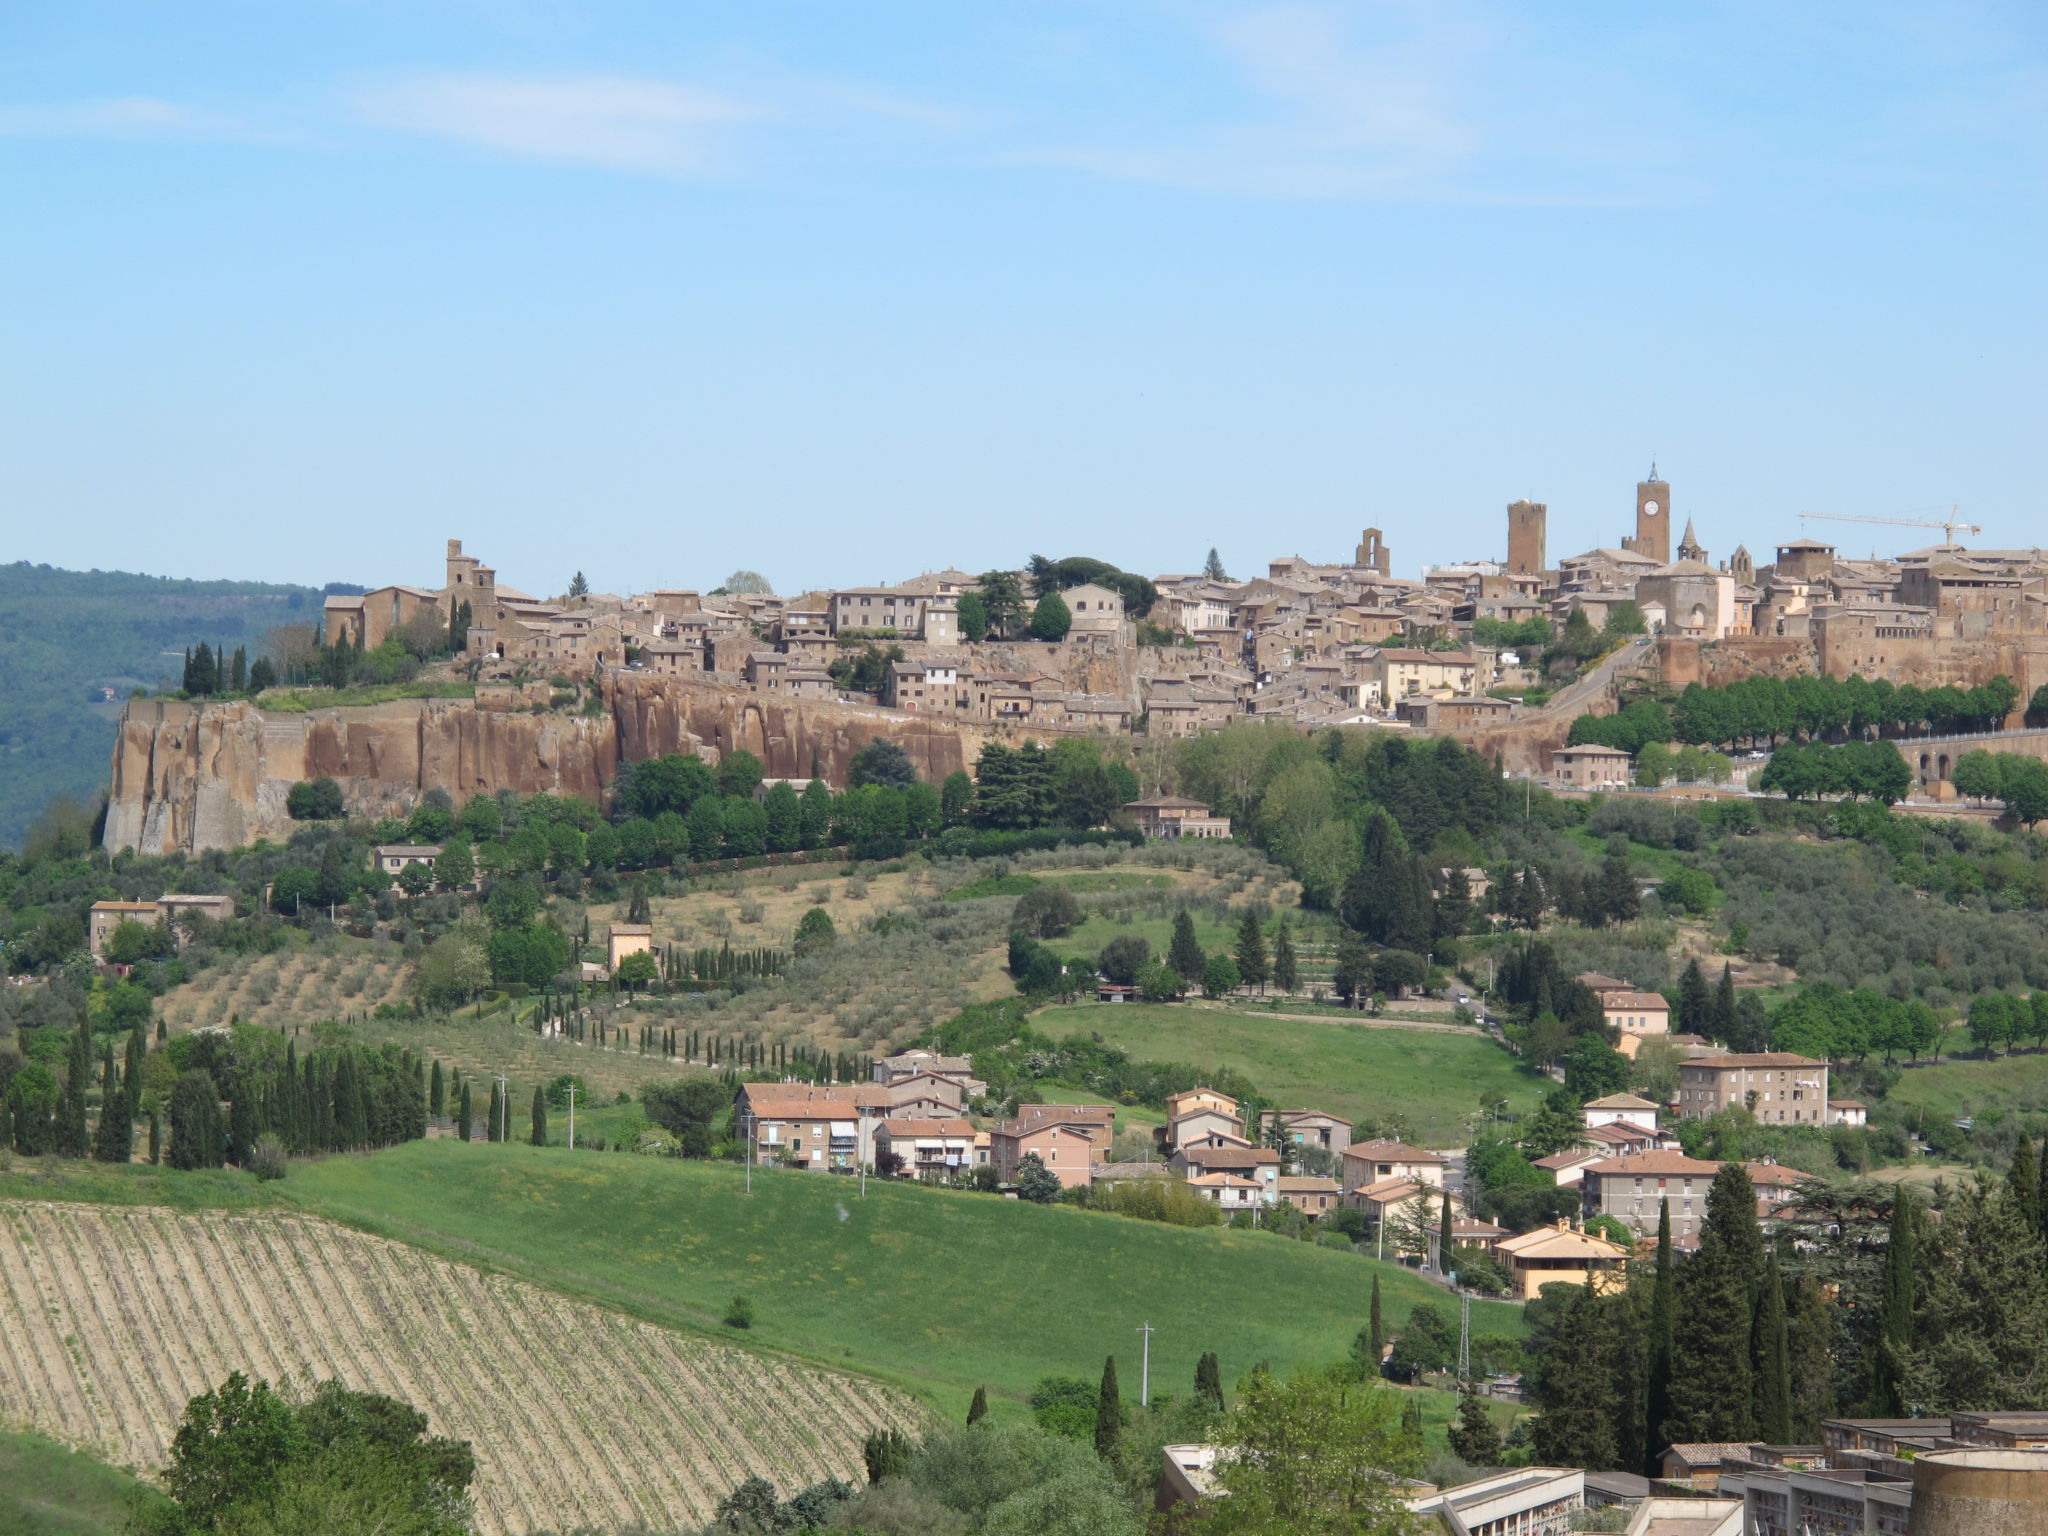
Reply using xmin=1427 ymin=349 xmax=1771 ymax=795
xmin=4 ymin=1 xmax=2043 ymax=598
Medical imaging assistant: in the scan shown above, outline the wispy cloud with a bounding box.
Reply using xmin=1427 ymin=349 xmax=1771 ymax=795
xmin=0 ymin=97 xmax=221 ymax=138
xmin=349 ymin=73 xmax=763 ymax=174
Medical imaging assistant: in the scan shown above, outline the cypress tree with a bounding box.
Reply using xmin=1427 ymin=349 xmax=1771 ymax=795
xmin=148 ymin=1113 xmax=160 ymax=1164
xmin=1870 ymin=1189 xmax=1916 ymax=1414
xmin=1667 ymin=1184 xmax=1758 ymax=1443
xmin=1643 ymin=1198 xmax=1676 ymax=1472
xmin=1530 ymin=1285 xmax=1618 ymax=1468
xmin=123 ymin=1024 xmax=146 ymax=1121
xmin=1754 ymin=1252 xmax=1794 ymax=1443
xmin=1167 ymin=910 xmax=1205 ymax=983
xmin=457 ymin=1083 xmax=473 ymax=1143
xmin=1195 ymin=1352 xmax=1223 ymax=1413
xmin=1788 ymin=1267 xmax=1835 ymax=1441
xmin=2012 ymin=1133 xmax=2038 ymax=1219
xmin=967 ymin=1386 xmax=988 ymax=1425
xmin=1369 ymin=1274 xmax=1386 ymax=1370
xmin=91 ymin=1070 xmax=131 ymax=1164
xmin=1606 ymin=1286 xmax=1648 ymax=1475
xmin=1094 ymin=1355 xmax=1122 ymax=1461
xmin=530 ymin=1087 xmax=548 ymax=1146
xmin=430 ymin=1061 xmax=445 ymax=1118
xmin=57 ymin=1015 xmax=92 ymax=1158
xmin=1711 ymin=963 xmax=1737 ymax=1043
xmin=1448 ymin=1386 xmax=1503 ymax=1466
xmin=1271 ymin=921 xmax=1299 ymax=994
xmin=1438 ymin=1193 xmax=1454 ymax=1274
xmin=1676 ymin=959 xmax=1711 ymax=1037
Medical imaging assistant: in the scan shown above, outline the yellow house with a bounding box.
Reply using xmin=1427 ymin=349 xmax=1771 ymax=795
xmin=606 ymin=923 xmax=653 ymax=975
xmin=1492 ymin=1221 xmax=1632 ymax=1299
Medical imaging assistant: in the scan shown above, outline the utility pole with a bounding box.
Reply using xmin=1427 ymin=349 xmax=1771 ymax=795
xmin=495 ymin=1073 xmax=509 ymax=1144
xmin=1136 ymin=1321 xmax=1154 ymax=1407
xmin=743 ymin=1110 xmax=754 ymax=1195
xmin=1454 ymin=1275 xmax=1471 ymax=1384
xmin=565 ymin=1082 xmax=577 ymax=1151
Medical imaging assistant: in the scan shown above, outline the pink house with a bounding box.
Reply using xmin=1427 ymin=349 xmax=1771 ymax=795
xmin=991 ymin=1120 xmax=1097 ymax=1189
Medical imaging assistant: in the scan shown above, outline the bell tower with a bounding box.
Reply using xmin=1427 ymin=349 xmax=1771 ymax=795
xmin=1623 ymin=465 xmax=1671 ymax=564
xmin=1507 ymin=500 xmax=1547 ymax=574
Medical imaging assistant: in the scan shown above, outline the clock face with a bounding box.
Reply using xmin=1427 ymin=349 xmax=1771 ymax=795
xmin=1642 ymin=500 xmax=1661 ymax=516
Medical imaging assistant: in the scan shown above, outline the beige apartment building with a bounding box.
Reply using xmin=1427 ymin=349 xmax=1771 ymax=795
xmin=1677 ymin=1053 xmax=1829 ymax=1125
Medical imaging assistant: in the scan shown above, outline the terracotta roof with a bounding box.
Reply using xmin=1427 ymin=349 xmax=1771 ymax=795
xmin=1828 ymin=1099 xmax=1866 ymax=1109
xmin=1179 ymin=1146 xmax=1280 ymax=1168
xmin=1495 ymin=1224 xmax=1632 ymax=1260
xmin=1187 ymin=1173 xmax=1263 ymax=1189
xmin=1097 ymin=1161 xmax=1172 ymax=1180
xmin=1584 ymin=1092 xmax=1661 ymax=1110
xmin=993 ymin=1119 xmax=1098 ymax=1139
xmin=1582 ymin=1152 xmax=1724 ymax=1178
xmin=1534 ymin=1150 xmax=1602 ymax=1170
xmin=1686 ymin=1052 xmax=1826 ymax=1069
xmin=1275 ymin=1176 xmax=1340 ymax=1193
xmin=1555 ymin=743 xmax=1634 ymax=758
xmin=878 ymin=1118 xmax=975 ymax=1136
xmin=1577 ymin=971 xmax=1630 ymax=991
xmin=1602 ymin=993 xmax=1670 ymax=1012
xmin=1342 ymin=1138 xmax=1445 ymax=1165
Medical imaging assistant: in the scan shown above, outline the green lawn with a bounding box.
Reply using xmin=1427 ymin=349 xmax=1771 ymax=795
xmin=0 ymin=1431 xmax=164 ymax=1536
xmin=1051 ymin=911 xmax=1243 ymax=967
xmin=0 ymin=1145 xmax=1521 ymax=1425
xmin=1881 ymin=1046 xmax=2048 ymax=1125
xmin=1032 ymin=1003 xmax=1546 ymax=1144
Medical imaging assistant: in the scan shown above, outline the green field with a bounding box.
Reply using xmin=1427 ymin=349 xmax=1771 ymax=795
xmin=0 ymin=1431 xmax=163 ymax=1536
xmin=0 ymin=1145 xmax=1521 ymax=1426
xmin=1032 ymin=1002 xmax=1545 ymax=1144
xmin=1881 ymin=1047 xmax=2048 ymax=1126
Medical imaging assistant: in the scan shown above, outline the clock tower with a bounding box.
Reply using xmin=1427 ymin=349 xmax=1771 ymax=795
xmin=1624 ymin=465 xmax=1671 ymax=564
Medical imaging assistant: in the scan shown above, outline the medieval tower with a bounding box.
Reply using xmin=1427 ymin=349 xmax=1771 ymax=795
xmin=1507 ymin=500 xmax=1547 ymax=574
xmin=1622 ymin=466 xmax=1672 ymax=564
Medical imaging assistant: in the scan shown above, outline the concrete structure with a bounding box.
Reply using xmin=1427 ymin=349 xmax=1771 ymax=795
xmin=1677 ymin=1053 xmax=1830 ymax=1126
xmin=1406 ymin=1468 xmax=1586 ymax=1534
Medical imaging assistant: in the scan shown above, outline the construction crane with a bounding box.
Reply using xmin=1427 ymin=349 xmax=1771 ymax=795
xmin=1798 ymin=507 xmax=1981 ymax=546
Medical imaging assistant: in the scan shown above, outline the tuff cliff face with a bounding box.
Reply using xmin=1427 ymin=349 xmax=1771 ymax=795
xmin=103 ymin=677 xmax=1027 ymax=854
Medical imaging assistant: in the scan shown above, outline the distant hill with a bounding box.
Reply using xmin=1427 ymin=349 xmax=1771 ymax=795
xmin=0 ymin=562 xmax=325 ymax=847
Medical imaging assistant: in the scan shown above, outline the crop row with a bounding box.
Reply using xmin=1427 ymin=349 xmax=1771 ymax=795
xmin=0 ymin=1202 xmax=914 ymax=1534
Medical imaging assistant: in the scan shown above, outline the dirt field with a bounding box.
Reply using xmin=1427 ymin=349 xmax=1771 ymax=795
xmin=0 ymin=1202 xmax=914 ymax=1533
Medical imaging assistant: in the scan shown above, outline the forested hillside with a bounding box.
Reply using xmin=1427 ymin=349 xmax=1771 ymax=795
xmin=0 ymin=563 xmax=326 ymax=847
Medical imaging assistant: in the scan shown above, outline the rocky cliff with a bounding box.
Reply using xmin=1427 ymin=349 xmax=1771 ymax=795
xmin=104 ymin=676 xmax=1033 ymax=854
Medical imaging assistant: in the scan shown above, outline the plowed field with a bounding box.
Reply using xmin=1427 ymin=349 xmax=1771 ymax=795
xmin=0 ymin=1202 xmax=912 ymax=1534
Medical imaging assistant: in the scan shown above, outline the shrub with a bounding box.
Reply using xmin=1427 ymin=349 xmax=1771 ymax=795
xmin=1012 ymin=886 xmax=1082 ymax=938
xmin=724 ymin=1293 xmax=755 ymax=1329
xmin=245 ymin=1134 xmax=288 ymax=1182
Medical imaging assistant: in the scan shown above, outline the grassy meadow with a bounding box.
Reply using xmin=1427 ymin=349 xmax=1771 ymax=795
xmin=1032 ymin=1002 xmax=1545 ymax=1144
xmin=0 ymin=1430 xmax=162 ymax=1536
xmin=0 ymin=1144 xmax=1522 ymax=1425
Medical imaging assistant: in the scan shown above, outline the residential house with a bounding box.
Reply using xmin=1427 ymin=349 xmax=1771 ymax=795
xmin=607 ymin=924 xmax=653 ymax=974
xmin=1274 ymin=1175 xmax=1341 ymax=1219
xmin=1011 ymin=1103 xmax=1114 ymax=1155
xmin=1165 ymin=1087 xmax=1239 ymax=1119
xmin=1125 ymin=796 xmax=1233 ymax=840
xmin=881 ymin=1074 xmax=968 ymax=1120
xmin=1828 ymin=1098 xmax=1868 ymax=1127
xmin=1371 ymin=647 xmax=1487 ymax=698
xmin=1550 ymin=744 xmax=1635 ymax=789
xmin=1492 ymin=1221 xmax=1632 ymax=1299
xmin=86 ymin=900 xmax=160 ymax=958
xmin=739 ymin=1085 xmax=891 ymax=1171
xmin=373 ymin=844 xmax=442 ymax=878
xmin=1676 ymin=1053 xmax=1829 ymax=1126
xmin=1581 ymin=1121 xmax=1666 ymax=1158
xmin=1578 ymin=1151 xmax=1725 ymax=1242
xmin=1341 ymin=1138 xmax=1447 ymax=1191
xmin=1171 ymin=1143 xmax=1281 ymax=1200
xmin=872 ymin=1050 xmax=988 ymax=1100
xmin=1187 ymin=1173 xmax=1264 ymax=1211
xmin=1582 ymin=1092 xmax=1661 ymax=1133
xmin=1600 ymin=995 xmax=1671 ymax=1057
xmin=1259 ymin=1108 xmax=1352 ymax=1159
xmin=1168 ymin=1106 xmax=1245 ymax=1151
xmin=1060 ymin=582 xmax=1127 ymax=639
xmin=874 ymin=1118 xmax=980 ymax=1179
xmin=87 ymin=895 xmax=236 ymax=959
xmin=1534 ymin=1149 xmax=1609 ymax=1188
xmin=990 ymin=1119 xmax=1097 ymax=1189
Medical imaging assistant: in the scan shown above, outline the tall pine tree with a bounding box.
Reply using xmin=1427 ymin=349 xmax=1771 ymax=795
xmin=457 ymin=1083 xmax=473 ymax=1143
xmin=530 ymin=1087 xmax=548 ymax=1146
xmin=1369 ymin=1275 xmax=1386 ymax=1372
xmin=1167 ymin=910 xmax=1206 ymax=983
xmin=1531 ymin=1286 xmax=1618 ymax=1468
xmin=58 ymin=1015 xmax=92 ymax=1158
xmin=1667 ymin=1166 xmax=1758 ymax=1444
xmin=1868 ymin=1189 xmax=1916 ymax=1414
xmin=1233 ymin=910 xmax=1269 ymax=993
